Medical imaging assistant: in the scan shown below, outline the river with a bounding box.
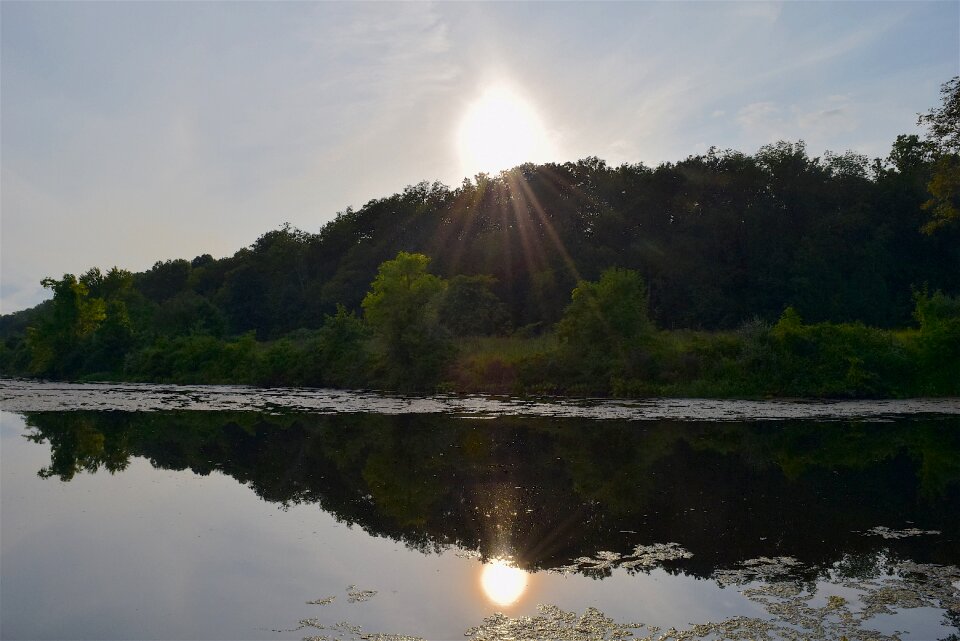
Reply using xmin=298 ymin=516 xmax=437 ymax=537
xmin=2 ymin=379 xmax=958 ymax=640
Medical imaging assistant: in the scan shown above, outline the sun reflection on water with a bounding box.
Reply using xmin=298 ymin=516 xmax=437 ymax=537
xmin=480 ymin=559 xmax=529 ymax=607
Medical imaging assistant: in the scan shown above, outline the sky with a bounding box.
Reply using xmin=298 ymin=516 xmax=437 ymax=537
xmin=2 ymin=1 xmax=958 ymax=313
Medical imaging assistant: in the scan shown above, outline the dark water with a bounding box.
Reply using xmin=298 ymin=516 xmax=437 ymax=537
xmin=2 ymin=381 xmax=959 ymax=640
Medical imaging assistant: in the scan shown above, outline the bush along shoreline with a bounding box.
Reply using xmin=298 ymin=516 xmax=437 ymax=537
xmin=2 ymin=253 xmax=957 ymax=399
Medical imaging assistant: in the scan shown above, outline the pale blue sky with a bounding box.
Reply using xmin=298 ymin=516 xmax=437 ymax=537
xmin=2 ymin=1 xmax=957 ymax=312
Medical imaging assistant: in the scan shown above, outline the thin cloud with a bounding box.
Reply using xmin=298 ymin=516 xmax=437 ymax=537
xmin=751 ymin=11 xmax=906 ymax=86
xmin=321 ymin=3 xmax=460 ymax=108
xmin=737 ymin=102 xmax=781 ymax=130
xmin=732 ymin=2 xmax=784 ymax=23
xmin=735 ymin=96 xmax=860 ymax=147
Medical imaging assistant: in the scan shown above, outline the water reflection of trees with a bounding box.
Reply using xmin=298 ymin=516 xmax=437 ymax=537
xmin=22 ymin=411 xmax=960 ymax=577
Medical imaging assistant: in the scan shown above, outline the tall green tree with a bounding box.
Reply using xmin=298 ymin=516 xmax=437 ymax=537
xmin=556 ymin=268 xmax=653 ymax=382
xmin=85 ymin=267 xmax=142 ymax=373
xmin=27 ymin=274 xmax=106 ymax=375
xmin=22 ymin=267 xmax=141 ymax=377
xmin=919 ymin=76 xmax=960 ymax=233
xmin=361 ymin=252 xmax=452 ymax=389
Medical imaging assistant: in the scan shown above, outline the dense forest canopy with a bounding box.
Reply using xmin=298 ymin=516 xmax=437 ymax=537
xmin=1 ymin=79 xmax=958 ymax=395
xmin=8 ymin=140 xmax=956 ymax=335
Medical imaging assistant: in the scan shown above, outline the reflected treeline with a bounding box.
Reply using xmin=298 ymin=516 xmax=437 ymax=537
xmin=21 ymin=411 xmax=960 ymax=578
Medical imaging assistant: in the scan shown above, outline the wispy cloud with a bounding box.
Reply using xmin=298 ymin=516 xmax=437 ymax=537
xmin=737 ymin=102 xmax=781 ymax=131
xmin=735 ymin=94 xmax=859 ymax=148
xmin=731 ymin=2 xmax=784 ymax=24
xmin=316 ymin=3 xmax=460 ymax=109
xmin=750 ymin=10 xmax=906 ymax=86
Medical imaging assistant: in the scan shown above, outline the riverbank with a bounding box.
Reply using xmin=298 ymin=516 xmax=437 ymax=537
xmin=4 ymin=313 xmax=957 ymax=399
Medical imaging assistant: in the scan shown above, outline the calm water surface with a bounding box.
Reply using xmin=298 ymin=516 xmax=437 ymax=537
xmin=2 ymin=380 xmax=959 ymax=640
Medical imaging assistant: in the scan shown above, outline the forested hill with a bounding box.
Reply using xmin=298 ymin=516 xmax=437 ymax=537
xmin=10 ymin=138 xmax=958 ymax=342
xmin=3 ymin=80 xmax=958 ymax=397
xmin=231 ymin=139 xmax=956 ymax=334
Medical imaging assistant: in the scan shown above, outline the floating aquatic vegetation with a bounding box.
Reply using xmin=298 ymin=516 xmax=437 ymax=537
xmin=621 ymin=543 xmax=695 ymax=570
xmin=858 ymin=561 xmax=960 ymax=621
xmin=303 ymin=634 xmax=425 ymax=641
xmin=307 ymin=596 xmax=336 ymax=605
xmin=462 ymin=578 xmax=928 ymax=640
xmin=898 ymin=560 xmax=960 ymax=605
xmin=741 ymin=583 xmax=893 ymax=641
xmin=346 ymin=585 xmax=378 ymax=603
xmin=281 ymin=559 xmax=959 ymax=640
xmin=550 ymin=542 xmax=693 ymax=576
xmin=552 ymin=551 xmax=621 ymax=575
xmin=294 ymin=617 xmax=427 ymax=641
xmin=272 ymin=618 xmax=363 ymax=635
xmin=464 ymin=604 xmax=649 ymax=641
xmin=271 ymin=617 xmax=325 ymax=633
xmin=861 ymin=586 xmax=926 ymax=616
xmin=864 ymin=526 xmax=942 ymax=539
xmin=464 ymin=600 xmax=894 ymax=640
xmin=660 ymin=616 xmax=780 ymax=640
xmin=5 ymin=378 xmax=959 ymax=421
xmin=282 ymin=559 xmax=960 ymax=641
xmin=713 ymin=556 xmax=803 ymax=587
xmin=737 ymin=559 xmax=960 ymax=639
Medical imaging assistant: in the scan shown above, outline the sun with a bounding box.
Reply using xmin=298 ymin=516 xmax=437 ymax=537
xmin=457 ymin=86 xmax=552 ymax=176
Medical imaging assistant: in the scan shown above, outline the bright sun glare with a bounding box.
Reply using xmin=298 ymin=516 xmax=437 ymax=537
xmin=480 ymin=559 xmax=528 ymax=607
xmin=457 ymin=86 xmax=552 ymax=176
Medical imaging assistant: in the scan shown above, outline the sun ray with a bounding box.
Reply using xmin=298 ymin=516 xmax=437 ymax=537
xmin=515 ymin=172 xmax=582 ymax=284
xmin=438 ymin=178 xmax=492 ymax=276
xmin=503 ymin=171 xmax=553 ymax=314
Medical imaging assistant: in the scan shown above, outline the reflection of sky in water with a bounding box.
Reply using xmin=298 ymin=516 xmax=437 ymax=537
xmin=1 ymin=410 xmax=956 ymax=640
